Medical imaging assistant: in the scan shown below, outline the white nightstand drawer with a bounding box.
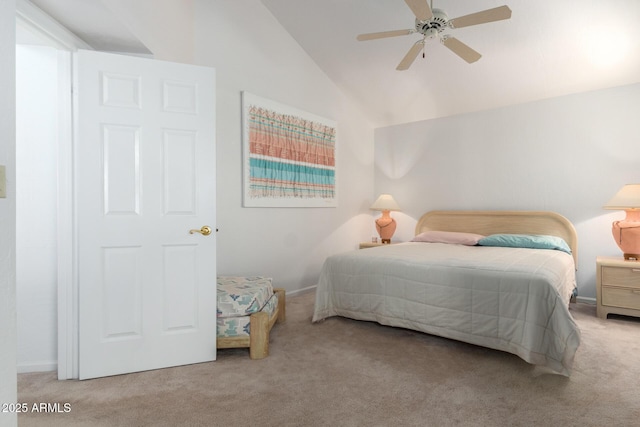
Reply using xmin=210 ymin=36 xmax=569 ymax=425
xmin=597 ymin=256 xmax=640 ymax=319
xmin=602 ymin=286 xmax=640 ymax=310
xmin=602 ymin=266 xmax=640 ymax=289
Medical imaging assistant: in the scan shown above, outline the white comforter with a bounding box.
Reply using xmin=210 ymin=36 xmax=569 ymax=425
xmin=313 ymin=242 xmax=581 ymax=376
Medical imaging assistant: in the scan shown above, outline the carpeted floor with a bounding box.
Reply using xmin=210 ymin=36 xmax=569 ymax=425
xmin=17 ymin=290 xmax=640 ymax=426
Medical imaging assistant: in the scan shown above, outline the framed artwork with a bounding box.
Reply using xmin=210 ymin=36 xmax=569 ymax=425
xmin=242 ymin=92 xmax=337 ymax=208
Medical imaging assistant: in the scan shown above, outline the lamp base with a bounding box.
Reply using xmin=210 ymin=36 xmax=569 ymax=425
xmin=624 ymin=253 xmax=640 ymax=261
xmin=381 ymin=239 xmax=391 ymax=244
xmin=611 ymin=210 xmax=640 ymax=259
xmin=375 ymin=210 xmax=397 ymax=244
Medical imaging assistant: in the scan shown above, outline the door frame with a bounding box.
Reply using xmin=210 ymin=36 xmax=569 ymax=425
xmin=17 ymin=0 xmax=90 ymax=380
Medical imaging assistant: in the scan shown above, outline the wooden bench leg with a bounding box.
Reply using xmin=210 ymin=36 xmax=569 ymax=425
xmin=249 ymin=311 xmax=269 ymax=359
xmin=275 ymin=288 xmax=286 ymax=323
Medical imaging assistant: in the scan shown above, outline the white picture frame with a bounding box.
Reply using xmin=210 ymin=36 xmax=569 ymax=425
xmin=241 ymin=92 xmax=337 ymax=208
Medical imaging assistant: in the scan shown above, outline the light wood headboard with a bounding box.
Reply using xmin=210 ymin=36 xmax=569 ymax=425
xmin=415 ymin=210 xmax=578 ymax=265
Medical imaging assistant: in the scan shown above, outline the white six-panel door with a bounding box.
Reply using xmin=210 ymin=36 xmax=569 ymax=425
xmin=74 ymin=50 xmax=217 ymax=380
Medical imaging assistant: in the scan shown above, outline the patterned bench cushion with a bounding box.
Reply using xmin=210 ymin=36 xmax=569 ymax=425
xmin=217 ymin=292 xmax=279 ymax=338
xmin=217 ymin=276 xmax=273 ymax=318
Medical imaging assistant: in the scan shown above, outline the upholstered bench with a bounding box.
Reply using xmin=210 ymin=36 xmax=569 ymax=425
xmin=216 ymin=276 xmax=286 ymax=359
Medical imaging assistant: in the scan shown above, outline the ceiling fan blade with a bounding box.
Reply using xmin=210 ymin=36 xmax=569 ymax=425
xmin=449 ymin=5 xmax=512 ymax=29
xmin=404 ymin=0 xmax=433 ymax=22
xmin=396 ymin=41 xmax=424 ymax=71
xmin=442 ymin=37 xmax=481 ymax=63
xmin=356 ymin=29 xmax=414 ymax=41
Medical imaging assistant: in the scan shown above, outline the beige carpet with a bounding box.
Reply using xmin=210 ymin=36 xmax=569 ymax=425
xmin=18 ymin=291 xmax=640 ymax=426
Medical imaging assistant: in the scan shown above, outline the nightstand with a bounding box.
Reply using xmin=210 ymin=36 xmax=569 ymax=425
xmin=359 ymin=242 xmax=396 ymax=249
xmin=596 ymin=256 xmax=640 ymax=319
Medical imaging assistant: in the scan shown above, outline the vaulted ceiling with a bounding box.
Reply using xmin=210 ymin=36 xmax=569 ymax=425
xmin=24 ymin=0 xmax=150 ymax=54
xmin=262 ymin=0 xmax=640 ymax=127
xmin=23 ymin=0 xmax=640 ymax=127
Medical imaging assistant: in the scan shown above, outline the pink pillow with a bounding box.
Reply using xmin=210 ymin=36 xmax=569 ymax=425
xmin=411 ymin=230 xmax=485 ymax=246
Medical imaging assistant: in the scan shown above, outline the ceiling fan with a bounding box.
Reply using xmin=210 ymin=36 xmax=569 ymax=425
xmin=357 ymin=0 xmax=512 ymax=70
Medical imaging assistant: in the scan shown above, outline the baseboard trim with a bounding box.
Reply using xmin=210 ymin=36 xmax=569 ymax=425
xmin=17 ymin=361 xmax=57 ymax=374
xmin=288 ymin=285 xmax=316 ymax=297
xmin=576 ymin=296 xmax=596 ymax=305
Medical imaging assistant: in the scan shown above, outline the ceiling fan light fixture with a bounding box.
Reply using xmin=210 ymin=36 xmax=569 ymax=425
xmin=422 ymin=28 xmax=439 ymax=40
xmin=415 ymin=9 xmax=449 ymax=35
xmin=356 ymin=0 xmax=512 ymax=70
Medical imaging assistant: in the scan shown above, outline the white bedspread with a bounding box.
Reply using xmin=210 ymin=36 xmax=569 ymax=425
xmin=312 ymin=242 xmax=581 ymax=376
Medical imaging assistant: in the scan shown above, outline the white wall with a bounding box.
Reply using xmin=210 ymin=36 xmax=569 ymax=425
xmin=374 ymin=83 xmax=640 ymax=300
xmin=16 ymin=45 xmax=59 ymax=373
xmin=192 ymin=1 xmax=375 ymax=291
xmin=0 ymin=0 xmax=17 ymax=425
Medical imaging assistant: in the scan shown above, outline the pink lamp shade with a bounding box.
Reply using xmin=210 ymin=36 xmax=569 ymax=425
xmin=370 ymin=194 xmax=401 ymax=243
xmin=604 ymin=184 xmax=640 ymax=260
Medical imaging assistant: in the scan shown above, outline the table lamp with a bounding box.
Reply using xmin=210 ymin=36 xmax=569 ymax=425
xmin=370 ymin=194 xmax=401 ymax=243
xmin=604 ymin=184 xmax=640 ymax=260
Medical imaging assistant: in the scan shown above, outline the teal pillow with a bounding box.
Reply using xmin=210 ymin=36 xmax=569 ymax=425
xmin=478 ymin=234 xmax=572 ymax=254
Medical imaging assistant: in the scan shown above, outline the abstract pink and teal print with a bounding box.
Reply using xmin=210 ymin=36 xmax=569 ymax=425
xmin=248 ymin=105 xmax=336 ymax=200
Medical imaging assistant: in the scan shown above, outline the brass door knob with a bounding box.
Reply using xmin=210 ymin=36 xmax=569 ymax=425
xmin=189 ymin=226 xmax=212 ymax=236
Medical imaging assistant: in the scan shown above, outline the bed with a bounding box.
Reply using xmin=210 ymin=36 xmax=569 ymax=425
xmin=312 ymin=210 xmax=581 ymax=376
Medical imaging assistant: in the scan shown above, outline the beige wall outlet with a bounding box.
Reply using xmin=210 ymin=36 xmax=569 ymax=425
xmin=0 ymin=165 xmax=6 ymax=198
